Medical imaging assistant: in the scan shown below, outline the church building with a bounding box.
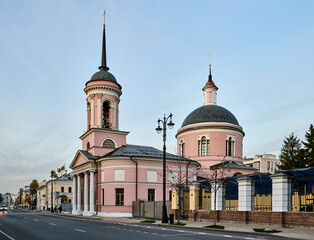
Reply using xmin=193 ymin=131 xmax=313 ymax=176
xmin=69 ymin=13 xmax=199 ymax=217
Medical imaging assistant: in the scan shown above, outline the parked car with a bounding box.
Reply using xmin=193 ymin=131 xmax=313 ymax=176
xmin=0 ymin=205 xmax=8 ymax=211
xmin=300 ymin=203 xmax=313 ymax=212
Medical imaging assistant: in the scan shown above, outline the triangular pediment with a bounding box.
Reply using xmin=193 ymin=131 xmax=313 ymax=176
xmin=69 ymin=150 xmax=90 ymax=169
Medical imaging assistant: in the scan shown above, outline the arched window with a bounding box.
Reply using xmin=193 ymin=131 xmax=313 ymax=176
xmin=102 ymin=139 xmax=115 ymax=148
xmin=87 ymin=142 xmax=90 ymax=150
xmin=180 ymin=142 xmax=185 ymax=157
xmin=102 ymin=101 xmax=110 ymax=128
xmin=198 ymin=136 xmax=209 ymax=156
xmin=226 ymin=136 xmax=235 ymax=156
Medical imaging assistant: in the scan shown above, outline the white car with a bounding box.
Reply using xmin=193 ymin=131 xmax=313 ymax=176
xmin=0 ymin=205 xmax=8 ymax=211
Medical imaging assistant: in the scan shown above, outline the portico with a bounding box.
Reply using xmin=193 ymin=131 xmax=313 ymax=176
xmin=72 ymin=169 xmax=96 ymax=216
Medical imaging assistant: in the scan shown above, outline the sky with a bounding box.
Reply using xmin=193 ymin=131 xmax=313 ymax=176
xmin=1 ymin=0 xmax=314 ymax=194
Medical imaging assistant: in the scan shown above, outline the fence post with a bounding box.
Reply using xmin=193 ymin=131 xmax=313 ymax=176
xmin=189 ymin=183 xmax=200 ymax=210
xmin=237 ymin=176 xmax=254 ymax=211
xmin=271 ymin=173 xmax=291 ymax=212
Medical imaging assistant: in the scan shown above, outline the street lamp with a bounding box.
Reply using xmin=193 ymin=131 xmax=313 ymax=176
xmin=50 ymin=174 xmax=54 ymax=213
xmin=155 ymin=113 xmax=174 ymax=223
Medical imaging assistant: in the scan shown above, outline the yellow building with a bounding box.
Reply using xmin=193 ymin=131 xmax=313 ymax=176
xmin=23 ymin=186 xmax=30 ymax=207
xmin=47 ymin=172 xmax=73 ymax=210
xmin=37 ymin=180 xmax=48 ymax=210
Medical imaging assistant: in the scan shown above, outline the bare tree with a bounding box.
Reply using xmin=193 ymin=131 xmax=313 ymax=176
xmin=200 ymin=163 xmax=231 ymax=225
xmin=167 ymin=159 xmax=196 ymax=223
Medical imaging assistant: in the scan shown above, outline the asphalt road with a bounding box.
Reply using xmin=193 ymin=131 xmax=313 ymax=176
xmin=0 ymin=208 xmax=294 ymax=240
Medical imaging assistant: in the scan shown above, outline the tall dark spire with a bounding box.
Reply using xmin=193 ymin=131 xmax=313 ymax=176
xmin=208 ymin=64 xmax=212 ymax=82
xmin=99 ymin=11 xmax=109 ymax=71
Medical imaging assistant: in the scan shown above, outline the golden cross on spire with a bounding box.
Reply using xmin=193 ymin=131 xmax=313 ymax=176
xmin=103 ymin=10 xmax=106 ymax=26
xmin=208 ymin=52 xmax=213 ymax=66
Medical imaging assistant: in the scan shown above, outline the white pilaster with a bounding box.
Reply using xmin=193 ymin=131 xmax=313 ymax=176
xmin=90 ymin=94 xmax=95 ymax=128
xmin=97 ymin=93 xmax=102 ymax=128
xmin=83 ymin=172 xmax=89 ymax=215
xmin=237 ymin=176 xmax=254 ymax=211
xmin=271 ymin=173 xmax=291 ymax=212
xmin=113 ymin=100 xmax=116 ymax=130
xmin=71 ymin=175 xmax=77 ymax=214
xmin=211 ymin=180 xmax=225 ymax=210
xmin=77 ymin=174 xmax=82 ymax=214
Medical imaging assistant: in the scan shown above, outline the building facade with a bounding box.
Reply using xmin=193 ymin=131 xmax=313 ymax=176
xmin=37 ymin=180 xmax=47 ymax=210
xmin=244 ymin=154 xmax=280 ymax=174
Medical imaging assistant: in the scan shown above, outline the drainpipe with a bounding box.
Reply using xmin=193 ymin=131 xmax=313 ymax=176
xmin=130 ymin=157 xmax=138 ymax=201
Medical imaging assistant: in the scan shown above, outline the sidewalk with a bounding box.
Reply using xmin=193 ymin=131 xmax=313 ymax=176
xmin=47 ymin=211 xmax=314 ymax=240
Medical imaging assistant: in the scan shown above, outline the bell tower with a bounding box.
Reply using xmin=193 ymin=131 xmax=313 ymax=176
xmin=80 ymin=11 xmax=129 ymax=156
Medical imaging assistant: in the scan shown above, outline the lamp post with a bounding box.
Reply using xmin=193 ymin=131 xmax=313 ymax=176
xmin=50 ymin=174 xmax=54 ymax=213
xmin=155 ymin=113 xmax=174 ymax=223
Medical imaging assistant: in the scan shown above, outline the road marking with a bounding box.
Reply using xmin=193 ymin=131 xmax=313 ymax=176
xmin=136 ymin=230 xmax=141 ymax=233
xmin=75 ymin=229 xmax=86 ymax=233
xmin=152 ymin=233 xmax=158 ymax=235
xmin=224 ymin=235 xmax=232 ymax=238
xmin=198 ymin=232 xmax=206 ymax=235
xmin=143 ymin=232 xmax=149 ymax=234
xmin=246 ymin=238 xmax=255 ymax=240
xmin=0 ymin=230 xmax=15 ymax=240
xmin=146 ymin=226 xmax=151 ymax=228
xmin=161 ymin=228 xmax=167 ymax=230
xmin=178 ymin=230 xmax=185 ymax=232
xmin=129 ymin=230 xmax=133 ymax=232
xmin=33 ymin=220 xmax=38 ymax=222
xmin=49 ymin=223 xmax=56 ymax=226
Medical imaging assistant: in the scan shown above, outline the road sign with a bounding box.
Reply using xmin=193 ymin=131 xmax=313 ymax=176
xmin=55 ymin=191 xmax=60 ymax=196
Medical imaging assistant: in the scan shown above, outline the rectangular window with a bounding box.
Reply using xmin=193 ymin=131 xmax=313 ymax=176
xmin=68 ymin=187 xmax=72 ymax=193
xmin=267 ymin=161 xmax=270 ymax=171
xmin=116 ymin=188 xmax=124 ymax=206
xmin=102 ymin=189 xmax=104 ymax=205
xmin=271 ymin=162 xmax=273 ymax=171
xmin=148 ymin=189 xmax=155 ymax=201
xmin=61 ymin=187 xmax=64 ymax=193
xmin=198 ymin=140 xmax=201 ymax=156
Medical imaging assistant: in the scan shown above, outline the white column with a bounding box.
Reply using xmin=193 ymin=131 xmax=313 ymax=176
xmin=97 ymin=93 xmax=102 ymax=128
xmin=113 ymin=100 xmax=116 ymax=130
xmin=211 ymin=180 xmax=225 ymax=210
xmin=89 ymin=171 xmax=95 ymax=215
xmin=90 ymin=94 xmax=95 ymax=128
xmin=77 ymin=174 xmax=82 ymax=214
xmin=72 ymin=175 xmax=77 ymax=214
xmin=237 ymin=176 xmax=254 ymax=211
xmin=271 ymin=173 xmax=291 ymax=212
xmin=83 ymin=172 xmax=89 ymax=215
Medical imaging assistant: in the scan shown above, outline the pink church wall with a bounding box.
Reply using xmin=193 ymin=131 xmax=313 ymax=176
xmin=176 ymin=122 xmax=244 ymax=169
xmin=81 ymin=131 xmax=126 ymax=156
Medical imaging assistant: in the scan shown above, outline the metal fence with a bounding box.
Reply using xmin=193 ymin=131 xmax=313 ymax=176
xmin=132 ymin=201 xmax=171 ymax=219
